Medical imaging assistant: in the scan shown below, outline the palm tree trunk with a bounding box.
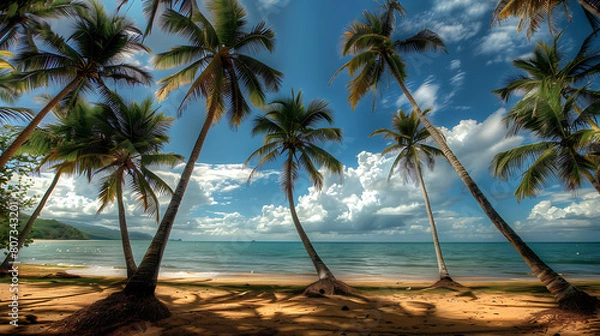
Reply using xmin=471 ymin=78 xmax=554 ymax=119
xmin=414 ymin=159 xmax=450 ymax=280
xmin=583 ymin=170 xmax=600 ymax=194
xmin=577 ymin=0 xmax=600 ymax=18
xmin=116 ymin=172 xmax=137 ymax=279
xmin=124 ymin=104 xmax=218 ymax=298
xmin=0 ymin=77 xmax=82 ymax=168
xmin=286 ymin=180 xmax=334 ymax=280
xmin=0 ymin=170 xmax=62 ymax=272
xmin=390 ymin=69 xmax=592 ymax=307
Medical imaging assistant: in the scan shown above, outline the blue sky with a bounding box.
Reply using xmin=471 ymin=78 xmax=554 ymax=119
xmin=22 ymin=0 xmax=600 ymax=242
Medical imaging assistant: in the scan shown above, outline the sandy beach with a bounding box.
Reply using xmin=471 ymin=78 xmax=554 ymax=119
xmin=1 ymin=264 xmax=599 ymax=335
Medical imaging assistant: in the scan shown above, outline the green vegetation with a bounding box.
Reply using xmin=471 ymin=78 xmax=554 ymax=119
xmin=23 ymin=214 xmax=87 ymax=240
xmin=19 ymin=214 xmax=153 ymax=240
xmin=68 ymin=222 xmax=153 ymax=241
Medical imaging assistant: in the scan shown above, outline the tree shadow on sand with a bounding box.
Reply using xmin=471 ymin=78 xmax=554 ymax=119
xmin=6 ymin=280 xmax=596 ymax=336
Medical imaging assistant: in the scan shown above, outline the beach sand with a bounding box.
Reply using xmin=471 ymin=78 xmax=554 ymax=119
xmin=1 ymin=265 xmax=599 ymax=335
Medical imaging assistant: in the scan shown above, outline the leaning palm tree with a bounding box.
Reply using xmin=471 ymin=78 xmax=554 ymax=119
xmin=333 ymin=0 xmax=598 ymax=312
xmin=246 ymin=90 xmax=351 ymax=296
xmin=122 ymin=0 xmax=282 ymax=303
xmin=93 ymin=95 xmax=183 ymax=279
xmin=0 ymin=50 xmax=32 ymax=123
xmin=0 ymin=0 xmax=152 ymax=169
xmin=492 ymin=0 xmax=600 ymax=38
xmin=0 ymin=0 xmax=85 ymax=49
xmin=0 ymin=99 xmax=101 ymax=273
xmin=370 ymin=109 xmax=459 ymax=288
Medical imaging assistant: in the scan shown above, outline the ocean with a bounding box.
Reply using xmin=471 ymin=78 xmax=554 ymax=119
xmin=15 ymin=240 xmax=600 ymax=281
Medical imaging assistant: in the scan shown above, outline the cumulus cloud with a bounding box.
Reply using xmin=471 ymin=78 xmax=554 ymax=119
xmin=515 ymin=191 xmax=600 ymax=240
xmin=26 ymin=163 xmax=277 ymax=235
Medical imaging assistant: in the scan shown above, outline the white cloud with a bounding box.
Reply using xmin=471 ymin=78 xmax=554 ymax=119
xmin=477 ymin=20 xmax=552 ymax=64
xmin=450 ymin=71 xmax=466 ymax=87
xmin=26 ymin=163 xmax=277 ymax=235
xmin=449 ymin=59 xmax=461 ymax=70
xmin=395 ymin=77 xmax=440 ymax=112
xmin=433 ymin=22 xmax=482 ymax=43
xmin=515 ymin=191 xmax=600 ymax=240
xmin=433 ymin=0 xmax=494 ymax=18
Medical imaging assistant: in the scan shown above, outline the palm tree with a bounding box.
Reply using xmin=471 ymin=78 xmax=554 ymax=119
xmin=0 ymin=99 xmax=100 ymax=273
xmin=93 ymin=94 xmax=183 ymax=279
xmin=492 ymin=83 xmax=600 ymax=197
xmin=333 ymin=0 xmax=599 ymax=312
xmin=493 ymin=31 xmax=600 ymax=131
xmin=0 ymin=0 xmax=152 ymax=169
xmin=0 ymin=0 xmax=85 ymax=49
xmin=370 ymin=109 xmax=459 ymax=287
xmin=246 ymin=90 xmax=351 ymax=296
xmin=493 ymin=32 xmax=600 ymax=197
xmin=0 ymin=50 xmax=32 ymax=123
xmin=123 ymin=0 xmax=282 ymax=300
xmin=492 ymin=0 xmax=600 ymax=38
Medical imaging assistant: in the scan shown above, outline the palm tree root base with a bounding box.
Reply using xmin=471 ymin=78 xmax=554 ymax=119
xmin=430 ymin=277 xmax=463 ymax=290
xmin=303 ymin=277 xmax=357 ymax=297
xmin=558 ymin=289 xmax=600 ymax=315
xmin=50 ymin=292 xmax=170 ymax=336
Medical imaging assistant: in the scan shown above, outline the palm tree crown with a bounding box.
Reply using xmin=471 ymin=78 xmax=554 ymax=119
xmin=247 ymin=90 xmax=343 ymax=193
xmin=492 ymin=0 xmax=600 ymax=38
xmin=0 ymin=0 xmax=152 ymax=168
xmin=93 ymin=94 xmax=183 ymax=223
xmin=492 ymin=32 xmax=600 ymax=198
xmin=153 ymin=0 xmax=283 ymax=126
xmin=371 ymin=109 xmax=444 ymax=183
xmin=16 ymin=0 xmax=152 ymax=100
xmin=0 ymin=50 xmax=32 ymax=123
xmin=0 ymin=0 xmax=85 ymax=49
xmin=330 ymin=0 xmax=445 ymax=110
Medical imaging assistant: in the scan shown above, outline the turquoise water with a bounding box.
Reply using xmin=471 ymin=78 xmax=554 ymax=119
xmin=14 ymin=241 xmax=600 ymax=280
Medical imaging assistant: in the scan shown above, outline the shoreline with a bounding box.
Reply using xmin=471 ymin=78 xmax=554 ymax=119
xmin=19 ymin=263 xmax=600 ymax=283
xmin=15 ymin=263 xmax=600 ymax=288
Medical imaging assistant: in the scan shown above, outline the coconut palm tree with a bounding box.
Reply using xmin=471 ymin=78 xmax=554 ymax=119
xmin=0 ymin=0 xmax=152 ymax=169
xmin=93 ymin=94 xmax=183 ymax=279
xmin=0 ymin=99 xmax=101 ymax=273
xmin=492 ymin=83 xmax=600 ymax=197
xmin=0 ymin=50 xmax=32 ymax=123
xmin=493 ymin=31 xmax=600 ymax=131
xmin=123 ymin=0 xmax=282 ymax=300
xmin=492 ymin=0 xmax=600 ymax=38
xmin=0 ymin=0 xmax=85 ymax=49
xmin=246 ymin=90 xmax=351 ymax=295
xmin=333 ymin=0 xmax=598 ymax=312
xmin=493 ymin=32 xmax=600 ymax=197
xmin=370 ymin=109 xmax=459 ymax=287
